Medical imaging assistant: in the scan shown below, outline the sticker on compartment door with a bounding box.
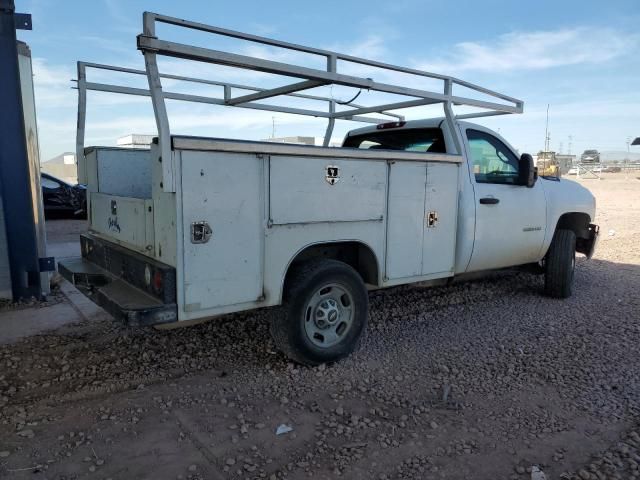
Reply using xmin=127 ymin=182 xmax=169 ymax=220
xmin=325 ymin=165 xmax=340 ymax=185
xmin=108 ymin=216 xmax=121 ymax=233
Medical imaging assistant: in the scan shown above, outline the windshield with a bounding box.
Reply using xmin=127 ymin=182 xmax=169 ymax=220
xmin=343 ymin=128 xmax=446 ymax=153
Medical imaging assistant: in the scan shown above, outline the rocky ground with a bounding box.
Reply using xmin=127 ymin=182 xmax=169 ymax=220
xmin=1 ymin=174 xmax=639 ymax=480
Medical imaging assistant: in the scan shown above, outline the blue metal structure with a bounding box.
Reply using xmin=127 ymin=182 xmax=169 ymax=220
xmin=0 ymin=0 xmax=41 ymax=300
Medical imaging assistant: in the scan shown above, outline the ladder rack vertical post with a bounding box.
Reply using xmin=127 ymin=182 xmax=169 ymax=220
xmin=323 ymin=54 xmax=337 ymax=147
xmin=75 ymin=62 xmax=87 ymax=184
xmin=443 ymin=79 xmax=462 ymax=155
xmin=140 ymin=11 xmax=174 ymax=192
xmin=144 ymin=51 xmax=174 ymax=192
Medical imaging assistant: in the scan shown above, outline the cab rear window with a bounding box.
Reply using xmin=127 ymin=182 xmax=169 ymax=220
xmin=343 ymin=128 xmax=446 ymax=153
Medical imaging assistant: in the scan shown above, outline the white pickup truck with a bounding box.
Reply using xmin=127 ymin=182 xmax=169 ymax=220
xmin=60 ymin=12 xmax=599 ymax=365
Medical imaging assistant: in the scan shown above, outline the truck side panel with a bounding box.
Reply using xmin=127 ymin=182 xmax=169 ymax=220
xmin=264 ymin=222 xmax=385 ymax=303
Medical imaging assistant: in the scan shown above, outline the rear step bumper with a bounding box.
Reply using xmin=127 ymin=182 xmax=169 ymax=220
xmin=59 ymin=234 xmax=177 ymax=327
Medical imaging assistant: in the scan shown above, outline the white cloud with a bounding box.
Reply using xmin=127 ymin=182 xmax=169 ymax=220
xmin=31 ymin=58 xmax=76 ymax=109
xmin=419 ymin=27 xmax=640 ymax=73
xmin=325 ymin=35 xmax=388 ymax=60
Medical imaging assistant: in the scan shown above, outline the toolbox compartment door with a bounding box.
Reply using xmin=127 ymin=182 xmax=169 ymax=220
xmin=269 ymin=155 xmax=386 ymax=225
xmin=180 ymin=151 xmax=263 ymax=313
xmin=385 ymin=162 xmax=427 ymax=279
xmin=90 ymin=192 xmax=154 ymax=254
xmin=421 ymin=163 xmax=458 ymax=275
xmin=385 ymin=162 xmax=458 ymax=280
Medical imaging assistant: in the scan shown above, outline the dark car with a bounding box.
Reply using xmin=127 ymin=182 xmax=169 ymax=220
xmin=41 ymin=172 xmax=87 ymax=219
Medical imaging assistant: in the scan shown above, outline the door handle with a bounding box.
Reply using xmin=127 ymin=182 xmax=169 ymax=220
xmin=479 ymin=197 xmax=500 ymax=205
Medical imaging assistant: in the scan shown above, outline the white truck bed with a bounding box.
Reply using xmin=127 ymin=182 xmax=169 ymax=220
xmin=172 ymin=137 xmax=461 ymax=321
xmin=68 ymin=138 xmax=461 ymax=325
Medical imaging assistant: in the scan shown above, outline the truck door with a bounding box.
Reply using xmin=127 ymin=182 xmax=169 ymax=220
xmin=463 ymin=128 xmax=546 ymax=272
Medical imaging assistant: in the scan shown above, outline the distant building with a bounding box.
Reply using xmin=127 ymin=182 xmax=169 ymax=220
xmin=41 ymin=152 xmax=77 ymax=184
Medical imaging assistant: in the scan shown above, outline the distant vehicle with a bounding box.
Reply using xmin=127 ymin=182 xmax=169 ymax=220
xmin=603 ymin=166 xmax=622 ymax=173
xmin=581 ymin=149 xmax=600 ymax=163
xmin=567 ymin=167 xmax=579 ymax=175
xmin=536 ymin=151 xmax=561 ymax=178
xmin=41 ymin=172 xmax=87 ymax=219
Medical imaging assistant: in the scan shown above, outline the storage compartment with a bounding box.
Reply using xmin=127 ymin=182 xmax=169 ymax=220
xmin=179 ymin=150 xmax=264 ymax=313
xmin=386 ymin=162 xmax=428 ymax=279
xmin=90 ymin=192 xmax=154 ymax=254
xmin=83 ymin=147 xmax=151 ymax=198
xmin=421 ymin=163 xmax=459 ymax=275
xmin=269 ymin=155 xmax=386 ymax=225
xmin=385 ymin=161 xmax=459 ymax=281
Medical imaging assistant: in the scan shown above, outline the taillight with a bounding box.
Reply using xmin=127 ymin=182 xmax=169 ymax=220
xmin=376 ymin=121 xmax=406 ymax=130
xmin=153 ymin=270 xmax=163 ymax=292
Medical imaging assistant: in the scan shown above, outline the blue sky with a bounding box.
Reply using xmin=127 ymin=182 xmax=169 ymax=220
xmin=17 ymin=0 xmax=640 ymax=161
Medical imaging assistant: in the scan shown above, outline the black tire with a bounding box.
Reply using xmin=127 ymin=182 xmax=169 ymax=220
xmin=270 ymin=259 xmax=368 ymax=366
xmin=544 ymin=229 xmax=576 ymax=298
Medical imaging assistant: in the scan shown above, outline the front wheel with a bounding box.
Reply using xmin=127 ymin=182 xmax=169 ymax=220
xmin=544 ymin=229 xmax=576 ymax=298
xmin=270 ymin=259 xmax=368 ymax=365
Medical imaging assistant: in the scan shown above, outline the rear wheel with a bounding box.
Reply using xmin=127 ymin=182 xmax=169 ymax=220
xmin=271 ymin=259 xmax=368 ymax=365
xmin=544 ymin=229 xmax=576 ymax=298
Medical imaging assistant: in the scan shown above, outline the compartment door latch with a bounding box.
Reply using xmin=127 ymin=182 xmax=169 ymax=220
xmin=427 ymin=211 xmax=439 ymax=228
xmin=190 ymin=221 xmax=212 ymax=244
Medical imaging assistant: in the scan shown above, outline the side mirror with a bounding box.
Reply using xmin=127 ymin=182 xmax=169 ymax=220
xmin=519 ymin=153 xmax=537 ymax=188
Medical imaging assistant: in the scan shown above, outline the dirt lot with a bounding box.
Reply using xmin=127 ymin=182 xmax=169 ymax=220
xmin=1 ymin=174 xmax=639 ymax=480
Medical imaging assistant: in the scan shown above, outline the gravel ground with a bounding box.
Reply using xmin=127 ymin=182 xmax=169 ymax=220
xmin=1 ymin=174 xmax=639 ymax=480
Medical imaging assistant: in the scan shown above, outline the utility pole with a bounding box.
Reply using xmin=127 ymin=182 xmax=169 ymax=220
xmin=0 ymin=0 xmax=42 ymax=300
xmin=544 ymin=104 xmax=550 ymax=152
xmin=568 ymin=135 xmax=573 ymax=156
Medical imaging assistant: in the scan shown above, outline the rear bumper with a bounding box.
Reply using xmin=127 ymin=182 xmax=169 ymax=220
xmin=577 ymin=223 xmax=599 ymax=259
xmin=58 ymin=233 xmax=177 ymax=326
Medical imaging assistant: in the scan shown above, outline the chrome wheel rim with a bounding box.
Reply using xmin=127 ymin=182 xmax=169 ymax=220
xmin=303 ymin=283 xmax=354 ymax=348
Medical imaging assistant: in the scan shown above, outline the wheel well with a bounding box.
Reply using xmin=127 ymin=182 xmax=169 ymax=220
xmin=283 ymin=242 xmax=379 ymax=294
xmin=555 ymin=212 xmax=591 ymax=239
